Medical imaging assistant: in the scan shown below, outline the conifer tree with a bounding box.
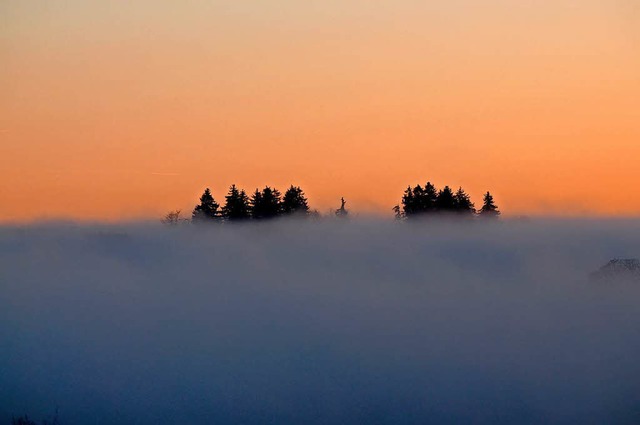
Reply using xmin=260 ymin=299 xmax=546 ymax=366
xmin=401 ymin=186 xmax=416 ymax=216
xmin=412 ymin=184 xmax=425 ymax=213
xmin=435 ymin=186 xmax=456 ymax=212
xmin=249 ymin=189 xmax=264 ymax=219
xmin=250 ymin=186 xmax=282 ymax=219
xmin=222 ymin=184 xmax=250 ymax=221
xmin=192 ymin=188 xmax=220 ymax=223
xmin=419 ymin=184 xmax=442 ymax=214
xmin=478 ymin=191 xmax=500 ymax=218
xmin=281 ymin=185 xmax=309 ymax=216
xmin=261 ymin=186 xmax=282 ymax=218
xmin=423 ymin=182 xmax=438 ymax=212
xmin=453 ymin=187 xmax=476 ymax=215
xmin=401 ymin=182 xmax=439 ymax=218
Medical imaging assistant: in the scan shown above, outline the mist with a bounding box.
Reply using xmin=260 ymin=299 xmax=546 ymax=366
xmin=2 ymin=218 xmax=640 ymax=424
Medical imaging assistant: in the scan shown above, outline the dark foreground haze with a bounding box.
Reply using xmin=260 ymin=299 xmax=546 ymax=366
xmin=2 ymin=219 xmax=640 ymax=424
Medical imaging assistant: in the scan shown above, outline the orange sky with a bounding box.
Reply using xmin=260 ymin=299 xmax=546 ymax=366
xmin=1 ymin=1 xmax=640 ymax=221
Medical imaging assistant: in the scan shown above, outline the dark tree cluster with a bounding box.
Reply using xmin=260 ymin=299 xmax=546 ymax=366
xmin=394 ymin=182 xmax=499 ymax=219
xmin=163 ymin=181 xmax=499 ymax=225
xmin=192 ymin=184 xmax=310 ymax=223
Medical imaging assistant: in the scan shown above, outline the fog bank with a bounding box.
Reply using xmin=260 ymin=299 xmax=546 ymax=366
xmin=2 ymin=219 xmax=640 ymax=424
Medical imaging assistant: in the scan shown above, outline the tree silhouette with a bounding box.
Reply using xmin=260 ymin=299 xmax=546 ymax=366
xmin=192 ymin=188 xmax=220 ymax=223
xmin=479 ymin=191 xmax=500 ymax=218
xmin=392 ymin=204 xmax=403 ymax=220
xmin=435 ymin=186 xmax=456 ymax=212
xmin=161 ymin=210 xmax=183 ymax=226
xmin=335 ymin=197 xmax=348 ymax=218
xmin=401 ymin=182 xmax=439 ymax=218
xmin=412 ymin=185 xmax=425 ymax=212
xmin=453 ymin=187 xmax=475 ymax=215
xmin=281 ymin=185 xmax=309 ymax=216
xmin=263 ymin=187 xmax=282 ymax=218
xmin=222 ymin=184 xmax=250 ymax=221
xmin=422 ymin=182 xmax=438 ymax=213
xmin=249 ymin=188 xmax=263 ymax=218
xmin=401 ymin=186 xmax=416 ymax=216
xmin=250 ymin=186 xmax=282 ymax=219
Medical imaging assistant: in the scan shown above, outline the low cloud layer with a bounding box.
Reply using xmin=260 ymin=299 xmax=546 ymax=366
xmin=2 ymin=219 xmax=640 ymax=424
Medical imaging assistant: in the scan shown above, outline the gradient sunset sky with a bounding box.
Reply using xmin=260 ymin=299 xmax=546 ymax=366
xmin=2 ymin=0 xmax=639 ymax=221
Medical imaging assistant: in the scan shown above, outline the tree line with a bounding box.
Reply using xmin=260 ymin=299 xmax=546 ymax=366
xmin=393 ymin=182 xmax=499 ymax=220
xmin=162 ymin=182 xmax=499 ymax=225
xmin=175 ymin=184 xmax=314 ymax=224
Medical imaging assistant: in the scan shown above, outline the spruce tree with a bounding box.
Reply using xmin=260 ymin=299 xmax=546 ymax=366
xmin=453 ymin=187 xmax=476 ymax=215
xmin=401 ymin=186 xmax=416 ymax=216
xmin=222 ymin=184 xmax=250 ymax=221
xmin=250 ymin=186 xmax=282 ymax=219
xmin=249 ymin=189 xmax=264 ymax=219
xmin=423 ymin=182 xmax=438 ymax=213
xmin=435 ymin=186 xmax=456 ymax=212
xmin=401 ymin=182 xmax=440 ymax=218
xmin=478 ymin=191 xmax=500 ymax=218
xmin=412 ymin=185 xmax=426 ymax=213
xmin=192 ymin=188 xmax=220 ymax=223
xmin=261 ymin=186 xmax=282 ymax=218
xmin=281 ymin=185 xmax=309 ymax=216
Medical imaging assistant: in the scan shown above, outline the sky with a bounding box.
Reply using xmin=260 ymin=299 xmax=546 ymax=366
xmin=1 ymin=0 xmax=639 ymax=221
